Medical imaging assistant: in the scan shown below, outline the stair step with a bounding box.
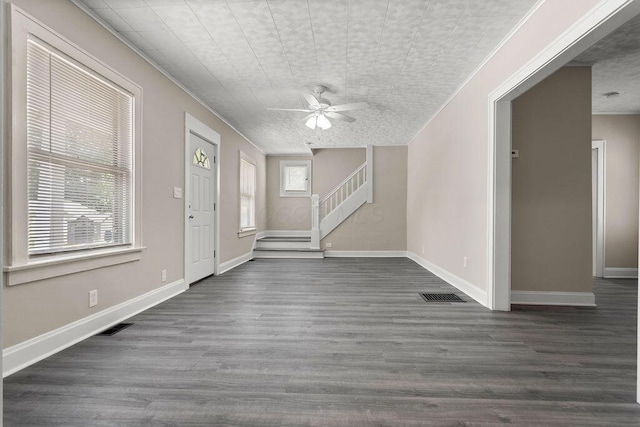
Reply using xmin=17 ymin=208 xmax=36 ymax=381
xmin=257 ymin=236 xmax=311 ymax=242
xmin=256 ymin=241 xmax=311 ymax=250
xmin=256 ymin=236 xmax=312 ymax=250
xmin=253 ymin=248 xmax=324 ymax=259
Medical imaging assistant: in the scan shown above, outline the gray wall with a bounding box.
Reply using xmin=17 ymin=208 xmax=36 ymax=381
xmin=511 ymin=67 xmax=593 ymax=293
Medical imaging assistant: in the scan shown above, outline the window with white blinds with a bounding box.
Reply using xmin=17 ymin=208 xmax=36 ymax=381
xmin=239 ymin=155 xmax=256 ymax=231
xmin=279 ymin=160 xmax=311 ymax=197
xmin=26 ymin=37 xmax=134 ymax=256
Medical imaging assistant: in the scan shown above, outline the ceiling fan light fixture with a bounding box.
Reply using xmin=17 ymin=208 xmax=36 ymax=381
xmin=317 ymin=114 xmax=331 ymax=130
xmin=305 ymin=116 xmax=317 ymax=129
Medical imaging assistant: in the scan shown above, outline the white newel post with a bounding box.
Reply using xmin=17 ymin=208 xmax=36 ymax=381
xmin=310 ymin=194 xmax=320 ymax=249
xmin=366 ymin=144 xmax=373 ymax=203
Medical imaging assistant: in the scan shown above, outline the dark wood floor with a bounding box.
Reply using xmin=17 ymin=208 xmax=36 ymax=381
xmin=4 ymin=258 xmax=640 ymax=426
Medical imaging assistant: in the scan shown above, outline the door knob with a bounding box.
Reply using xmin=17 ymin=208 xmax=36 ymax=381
xmin=189 ymin=215 xmax=194 ymax=219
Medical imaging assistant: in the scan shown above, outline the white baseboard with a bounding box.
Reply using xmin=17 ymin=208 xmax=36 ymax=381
xmin=255 ymin=231 xmax=268 ymax=240
xmin=324 ymin=250 xmax=407 ymax=258
xmin=263 ymin=230 xmax=310 ymax=238
xmin=511 ymin=290 xmax=596 ymax=307
xmin=603 ymin=267 xmax=638 ymax=278
xmin=3 ymin=279 xmax=186 ymax=377
xmin=219 ymin=251 xmax=254 ymax=274
xmin=407 ymin=252 xmax=487 ymax=307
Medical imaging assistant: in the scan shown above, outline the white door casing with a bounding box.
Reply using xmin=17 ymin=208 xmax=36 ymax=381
xmin=592 ymin=140 xmax=606 ymax=278
xmin=184 ymin=113 xmax=220 ymax=285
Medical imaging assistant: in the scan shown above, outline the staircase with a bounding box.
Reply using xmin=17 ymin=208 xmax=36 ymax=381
xmin=254 ymin=145 xmax=373 ymax=259
xmin=253 ymin=235 xmax=324 ymax=258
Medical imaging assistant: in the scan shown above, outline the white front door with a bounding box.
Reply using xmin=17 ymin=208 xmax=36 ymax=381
xmin=188 ymin=132 xmax=216 ymax=283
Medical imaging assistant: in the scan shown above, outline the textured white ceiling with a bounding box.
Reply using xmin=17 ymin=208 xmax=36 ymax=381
xmin=78 ymin=0 xmax=538 ymax=154
xmin=573 ymin=13 xmax=640 ymax=114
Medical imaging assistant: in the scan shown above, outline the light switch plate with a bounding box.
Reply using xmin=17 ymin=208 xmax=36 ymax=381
xmin=173 ymin=187 xmax=182 ymax=199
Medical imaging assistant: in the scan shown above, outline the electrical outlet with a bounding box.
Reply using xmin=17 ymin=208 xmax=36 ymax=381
xmin=463 ymin=257 xmax=468 ymax=268
xmin=89 ymin=289 xmax=98 ymax=307
xmin=421 ymin=246 xmax=425 ymax=255
xmin=325 ymin=242 xmax=333 ymax=248
xmin=161 ymin=269 xmax=167 ymax=282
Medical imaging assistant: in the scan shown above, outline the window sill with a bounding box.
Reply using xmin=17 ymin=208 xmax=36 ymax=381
xmin=280 ymin=192 xmax=311 ymax=198
xmin=238 ymin=229 xmax=257 ymax=238
xmin=4 ymin=246 xmax=145 ymax=286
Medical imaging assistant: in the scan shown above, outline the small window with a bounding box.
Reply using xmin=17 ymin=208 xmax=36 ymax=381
xmin=280 ymin=160 xmax=311 ymax=197
xmin=193 ymin=147 xmax=210 ymax=169
xmin=239 ymin=152 xmax=256 ymax=231
xmin=26 ymin=37 xmax=134 ymax=256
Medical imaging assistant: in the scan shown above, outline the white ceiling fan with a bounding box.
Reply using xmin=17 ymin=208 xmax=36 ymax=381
xmin=268 ymin=85 xmax=368 ymax=130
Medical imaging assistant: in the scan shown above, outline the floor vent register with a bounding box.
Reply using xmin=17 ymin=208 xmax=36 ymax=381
xmin=420 ymin=293 xmax=466 ymax=303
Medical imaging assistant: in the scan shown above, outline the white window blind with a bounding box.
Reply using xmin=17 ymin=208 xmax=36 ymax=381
xmin=240 ymin=158 xmax=256 ymax=230
xmin=279 ymin=160 xmax=311 ymax=197
xmin=26 ymin=37 xmax=134 ymax=256
xmin=284 ymin=165 xmax=308 ymax=192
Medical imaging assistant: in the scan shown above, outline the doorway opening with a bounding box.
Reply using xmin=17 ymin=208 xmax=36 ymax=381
xmin=488 ymin=0 xmax=640 ymax=402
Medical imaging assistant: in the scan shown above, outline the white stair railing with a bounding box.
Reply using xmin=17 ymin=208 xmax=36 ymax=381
xmin=309 ymin=145 xmax=373 ymax=244
xmin=319 ymin=162 xmax=367 ymax=221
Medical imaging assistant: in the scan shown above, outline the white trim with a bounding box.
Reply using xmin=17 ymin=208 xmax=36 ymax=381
xmin=255 ymin=231 xmax=268 ymax=240
xmin=238 ymin=229 xmax=257 ymax=238
xmin=603 ymin=267 xmax=638 ymax=278
xmin=407 ymin=0 xmax=546 ymax=147
xmin=3 ymin=279 xmax=186 ymax=377
xmin=267 ymin=152 xmax=313 ymax=157
xmin=324 ymin=250 xmax=407 ymax=258
xmin=253 ymin=250 xmax=324 ymax=259
xmin=594 ymin=111 xmax=640 ymax=115
xmin=1 ymin=0 xmax=6 ymax=401
xmin=5 ymin=247 xmax=144 ymax=286
xmin=219 ymin=252 xmax=254 ymax=274
xmin=69 ymin=0 xmax=265 ymax=156
xmin=408 ymin=252 xmax=487 ymax=307
xmin=511 ymin=290 xmax=596 ymax=307
xmin=487 ymin=0 xmax=640 ymax=312
xmin=263 ymin=230 xmax=311 ymax=238
xmin=592 ymin=140 xmax=606 ymax=277
xmin=184 ymin=113 xmax=220 ymax=284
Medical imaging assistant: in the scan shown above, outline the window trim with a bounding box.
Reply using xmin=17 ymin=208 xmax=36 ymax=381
xmin=6 ymin=6 xmax=143 ymax=285
xmin=239 ymin=151 xmax=257 ymax=234
xmin=279 ymin=160 xmax=312 ymax=198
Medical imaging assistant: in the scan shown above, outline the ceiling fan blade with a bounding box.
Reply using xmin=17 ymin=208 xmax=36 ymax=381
xmin=325 ymin=112 xmax=356 ymax=123
xmin=267 ymin=108 xmax=314 ymax=112
xmin=302 ymin=113 xmax=316 ymax=122
xmin=325 ymin=102 xmax=369 ymax=112
xmin=303 ymin=93 xmax=320 ymax=108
